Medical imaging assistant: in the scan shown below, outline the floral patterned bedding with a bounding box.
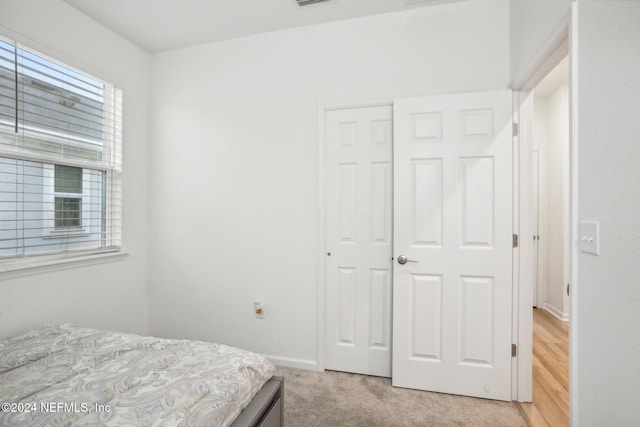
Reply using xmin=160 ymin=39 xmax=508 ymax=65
xmin=0 ymin=324 xmax=275 ymax=427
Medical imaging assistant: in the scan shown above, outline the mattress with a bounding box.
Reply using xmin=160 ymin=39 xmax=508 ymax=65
xmin=0 ymin=324 xmax=275 ymax=427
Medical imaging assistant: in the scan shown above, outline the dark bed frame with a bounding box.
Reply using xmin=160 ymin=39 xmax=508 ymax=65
xmin=231 ymin=376 xmax=284 ymax=427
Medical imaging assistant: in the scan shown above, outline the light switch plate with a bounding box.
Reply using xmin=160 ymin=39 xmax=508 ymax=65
xmin=580 ymin=221 xmax=599 ymax=255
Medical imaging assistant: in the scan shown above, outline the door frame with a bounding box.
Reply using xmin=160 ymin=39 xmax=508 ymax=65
xmin=315 ymin=50 xmax=576 ymax=398
xmin=316 ymin=99 xmax=394 ymax=372
xmin=510 ymin=17 xmax=571 ymax=402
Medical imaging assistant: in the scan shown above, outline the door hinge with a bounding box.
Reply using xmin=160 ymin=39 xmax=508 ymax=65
xmin=512 ymin=234 xmax=519 ymax=248
xmin=512 ymin=123 xmax=518 ymax=137
xmin=512 ymin=344 xmax=517 ymax=357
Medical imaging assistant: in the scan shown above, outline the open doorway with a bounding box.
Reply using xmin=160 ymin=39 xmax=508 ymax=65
xmin=518 ymin=57 xmax=570 ymax=427
xmin=532 ymin=57 xmax=570 ymax=319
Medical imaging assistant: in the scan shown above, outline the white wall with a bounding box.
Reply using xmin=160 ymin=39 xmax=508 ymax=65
xmin=534 ymin=86 xmax=570 ymax=319
xmin=510 ymin=0 xmax=572 ymax=85
xmin=546 ymin=85 xmax=570 ymax=319
xmin=533 ymin=97 xmax=549 ymax=306
xmin=514 ymin=1 xmax=640 ymax=423
xmin=573 ymin=1 xmax=640 ymax=425
xmin=149 ymin=0 xmax=510 ymax=366
xmin=0 ymin=0 xmax=151 ymax=340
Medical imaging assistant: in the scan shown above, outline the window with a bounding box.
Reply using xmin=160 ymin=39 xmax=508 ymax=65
xmin=55 ymin=197 xmax=81 ymax=228
xmin=54 ymin=165 xmax=83 ymax=229
xmin=0 ymin=36 xmax=122 ymax=261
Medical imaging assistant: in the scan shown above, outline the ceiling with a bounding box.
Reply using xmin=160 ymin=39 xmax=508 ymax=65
xmin=63 ymin=0 xmax=462 ymax=53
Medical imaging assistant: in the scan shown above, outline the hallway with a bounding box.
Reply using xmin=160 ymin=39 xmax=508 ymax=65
xmin=517 ymin=308 xmax=569 ymax=426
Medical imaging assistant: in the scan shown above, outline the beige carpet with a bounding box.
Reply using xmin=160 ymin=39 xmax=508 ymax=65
xmin=274 ymin=367 xmax=526 ymax=427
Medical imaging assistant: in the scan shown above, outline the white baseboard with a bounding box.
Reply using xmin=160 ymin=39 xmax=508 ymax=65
xmin=542 ymin=303 xmax=569 ymax=322
xmin=266 ymin=355 xmax=318 ymax=371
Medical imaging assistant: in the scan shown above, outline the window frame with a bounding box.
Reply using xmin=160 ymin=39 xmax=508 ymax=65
xmin=0 ymin=34 xmax=124 ymax=272
xmin=54 ymin=197 xmax=82 ymax=229
xmin=43 ymin=165 xmax=88 ymax=234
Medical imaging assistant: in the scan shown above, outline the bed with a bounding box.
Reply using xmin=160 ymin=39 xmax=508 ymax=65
xmin=0 ymin=324 xmax=283 ymax=427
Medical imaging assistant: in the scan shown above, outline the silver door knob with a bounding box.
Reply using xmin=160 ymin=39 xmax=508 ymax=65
xmin=397 ymin=255 xmax=417 ymax=265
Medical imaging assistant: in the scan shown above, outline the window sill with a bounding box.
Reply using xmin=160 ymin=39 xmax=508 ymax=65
xmin=0 ymin=250 xmax=129 ymax=281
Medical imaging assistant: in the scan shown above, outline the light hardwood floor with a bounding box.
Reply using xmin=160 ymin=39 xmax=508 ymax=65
xmin=517 ymin=308 xmax=569 ymax=427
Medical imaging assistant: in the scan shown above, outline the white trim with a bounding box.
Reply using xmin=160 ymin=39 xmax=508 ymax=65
xmin=511 ymin=90 xmax=524 ymax=401
xmin=267 ymin=355 xmax=319 ymax=371
xmin=514 ymin=35 xmax=569 ymax=94
xmin=512 ymin=89 xmax=536 ymax=402
xmin=316 ymin=103 xmax=327 ymax=372
xmin=569 ymin=5 xmax=579 ymax=426
xmin=0 ymin=249 xmax=128 ymax=280
xmin=542 ymin=303 xmax=569 ymax=322
xmin=510 ymin=13 xmax=571 ymax=90
xmin=321 ymin=98 xmax=393 ymax=112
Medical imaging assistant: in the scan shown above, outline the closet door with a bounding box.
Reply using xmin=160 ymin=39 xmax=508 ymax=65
xmin=325 ymin=105 xmax=393 ymax=377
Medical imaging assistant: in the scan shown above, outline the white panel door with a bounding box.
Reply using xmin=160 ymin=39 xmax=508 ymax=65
xmin=325 ymin=106 xmax=393 ymax=377
xmin=392 ymin=91 xmax=513 ymax=400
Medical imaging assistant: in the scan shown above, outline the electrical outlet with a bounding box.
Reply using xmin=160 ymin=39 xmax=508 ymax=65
xmin=254 ymin=302 xmax=264 ymax=319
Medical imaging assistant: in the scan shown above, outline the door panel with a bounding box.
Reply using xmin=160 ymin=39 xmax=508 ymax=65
xmin=325 ymin=106 xmax=392 ymax=377
xmin=410 ymin=274 xmax=442 ymax=360
xmin=392 ymin=91 xmax=513 ymax=400
xmin=412 ymin=159 xmax=443 ymax=246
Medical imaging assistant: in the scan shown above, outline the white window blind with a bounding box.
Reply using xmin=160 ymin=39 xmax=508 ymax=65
xmin=0 ymin=36 xmax=122 ymax=260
